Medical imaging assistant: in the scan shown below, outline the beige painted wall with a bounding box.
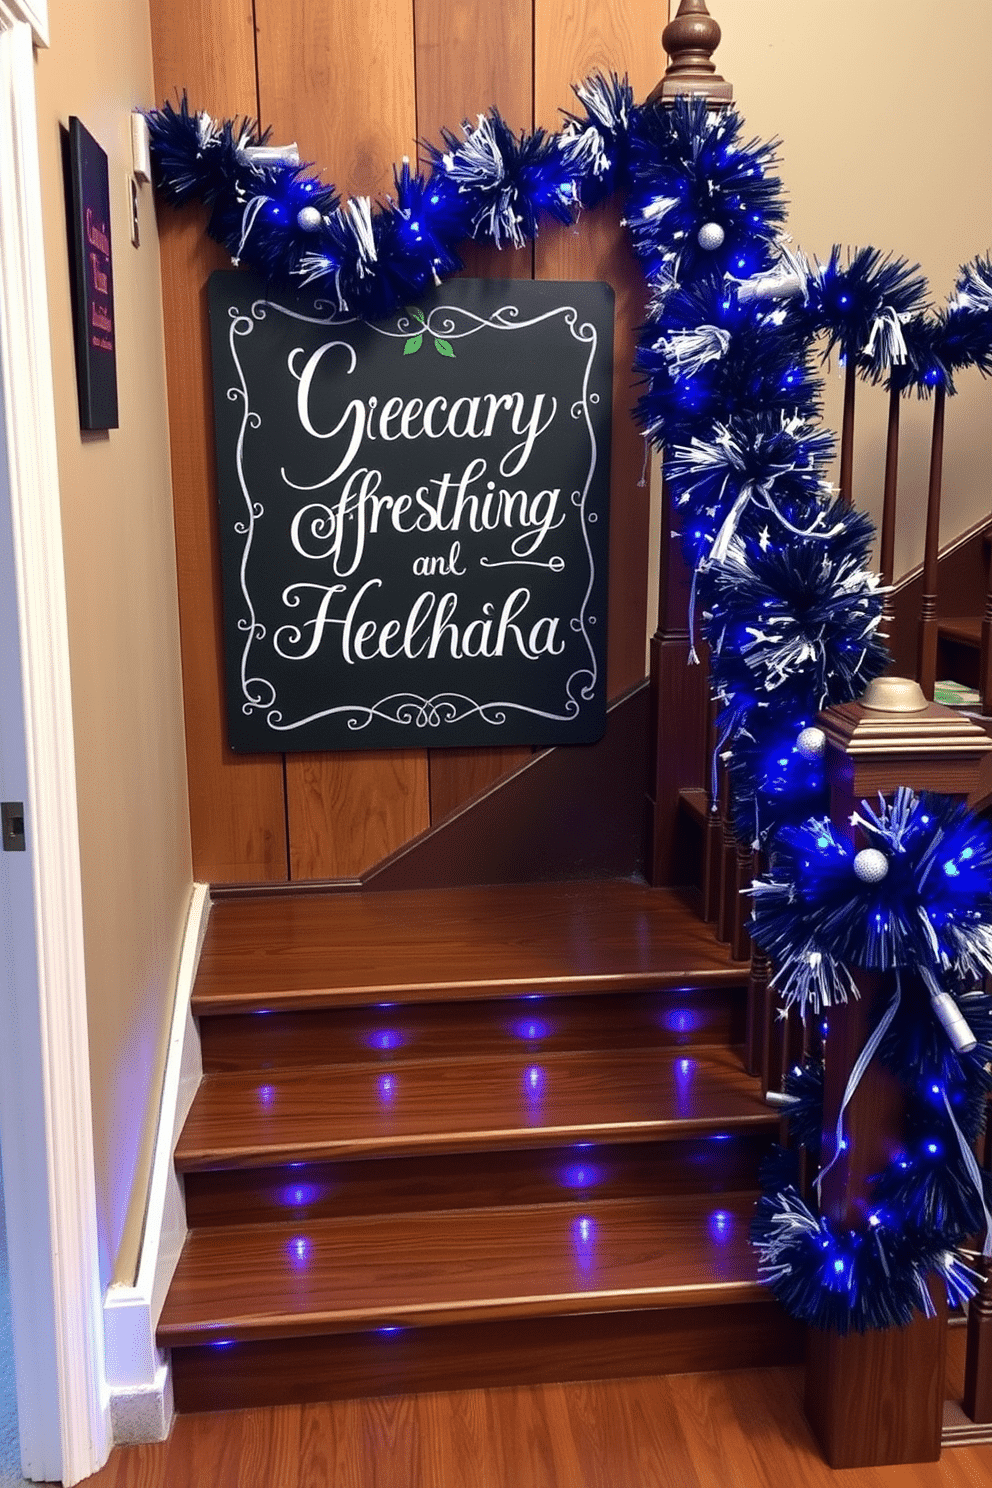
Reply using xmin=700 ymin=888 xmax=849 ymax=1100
xmin=33 ymin=0 xmax=191 ymax=1287
xmin=717 ymin=0 xmax=992 ymax=581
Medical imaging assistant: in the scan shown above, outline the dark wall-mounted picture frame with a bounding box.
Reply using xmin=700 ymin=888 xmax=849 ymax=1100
xmin=65 ymin=116 xmax=118 ymax=430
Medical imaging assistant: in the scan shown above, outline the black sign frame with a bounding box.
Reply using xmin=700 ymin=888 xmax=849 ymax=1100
xmin=208 ymin=274 xmax=614 ymax=752
xmin=65 ymin=117 xmax=118 ymax=431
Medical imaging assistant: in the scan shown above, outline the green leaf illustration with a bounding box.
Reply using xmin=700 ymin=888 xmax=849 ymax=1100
xmin=434 ymin=337 xmax=455 ymax=358
xmin=405 ymin=305 xmax=426 ymax=324
xmin=403 ymin=334 xmax=423 ymax=355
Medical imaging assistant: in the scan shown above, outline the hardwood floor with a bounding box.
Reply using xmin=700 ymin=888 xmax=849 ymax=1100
xmin=89 ymin=1365 xmax=992 ymax=1487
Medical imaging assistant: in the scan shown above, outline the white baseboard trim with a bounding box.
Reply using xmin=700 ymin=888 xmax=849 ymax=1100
xmin=108 ymin=1362 xmax=174 ymax=1447
xmin=103 ymin=882 xmax=209 ymax=1441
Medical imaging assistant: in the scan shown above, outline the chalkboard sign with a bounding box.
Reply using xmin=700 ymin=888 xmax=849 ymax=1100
xmin=66 ymin=118 xmax=118 ymax=430
xmin=208 ymin=274 xmax=614 ymax=752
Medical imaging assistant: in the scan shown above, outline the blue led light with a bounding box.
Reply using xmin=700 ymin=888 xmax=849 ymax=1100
xmin=282 ymin=1182 xmax=322 ymax=1208
xmin=561 ymin=1163 xmax=601 ymax=1190
xmin=708 ymin=1210 xmax=732 ymax=1243
xmin=513 ymin=1018 xmax=550 ymax=1041
xmin=944 ymin=861 xmax=960 ymax=878
xmin=211 ymin=1339 xmax=235 ymax=1348
xmin=257 ymin=1084 xmax=275 ymax=1106
xmin=524 ymin=1065 xmax=546 ymax=1099
xmin=833 ymin=1257 xmax=845 ymax=1274
xmin=367 ymin=1029 xmax=405 ymax=1051
xmin=288 ymin=1236 xmax=311 ymax=1266
xmin=572 ymin=1215 xmax=597 ymax=1248
xmin=378 ymin=1074 xmax=396 ymax=1102
xmin=662 ymin=1008 xmax=699 ymax=1036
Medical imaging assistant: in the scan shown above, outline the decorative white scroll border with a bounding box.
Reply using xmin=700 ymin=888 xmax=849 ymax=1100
xmin=222 ymin=294 xmax=607 ymax=735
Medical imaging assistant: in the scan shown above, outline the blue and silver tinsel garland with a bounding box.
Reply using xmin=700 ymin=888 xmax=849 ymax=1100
xmin=145 ymin=79 xmax=992 ymax=1334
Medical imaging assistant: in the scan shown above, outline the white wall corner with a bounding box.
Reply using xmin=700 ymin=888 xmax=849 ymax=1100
xmin=103 ymin=882 xmax=209 ymax=1440
xmin=0 ymin=1 xmax=48 ymax=49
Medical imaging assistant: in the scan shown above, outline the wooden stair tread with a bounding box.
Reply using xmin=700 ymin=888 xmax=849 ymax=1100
xmin=937 ymin=616 xmax=982 ymax=646
xmin=158 ymin=1191 xmax=763 ymax=1345
xmin=193 ymin=881 xmax=746 ymax=1015
xmin=176 ymin=1046 xmax=771 ymax=1170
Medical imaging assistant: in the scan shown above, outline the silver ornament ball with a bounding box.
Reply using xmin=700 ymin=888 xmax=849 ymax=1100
xmin=297 ymin=205 xmax=323 ymax=233
xmin=795 ymin=726 xmax=826 ymax=762
xmin=853 ymin=848 xmax=889 ymax=884
xmin=697 ymin=222 xmax=726 ymax=252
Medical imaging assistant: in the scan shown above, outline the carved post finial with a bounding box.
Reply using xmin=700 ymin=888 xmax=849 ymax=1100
xmin=647 ymin=0 xmax=734 ymax=109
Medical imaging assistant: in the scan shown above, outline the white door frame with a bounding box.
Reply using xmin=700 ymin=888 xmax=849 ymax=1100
xmin=0 ymin=3 xmax=110 ymax=1482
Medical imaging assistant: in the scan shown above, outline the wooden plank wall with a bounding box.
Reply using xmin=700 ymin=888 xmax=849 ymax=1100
xmin=150 ymin=0 xmax=666 ymax=883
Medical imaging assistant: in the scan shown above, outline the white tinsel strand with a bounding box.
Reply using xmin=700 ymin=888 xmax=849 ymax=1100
xmin=753 ymin=1190 xmax=823 ymax=1282
xmin=572 ymin=73 xmax=630 ymax=132
xmin=658 ymin=325 xmax=732 ymax=379
xmin=762 ymin=935 xmax=860 ymax=1018
xmin=737 ymin=246 xmax=814 ymax=306
xmin=346 ymin=196 xmax=378 ymax=270
xmin=233 ymin=193 xmax=269 ymax=264
xmin=559 ymin=124 xmax=610 ymax=181
xmin=195 ymin=110 xmax=223 ymax=153
xmin=862 ymin=305 xmax=908 ymax=366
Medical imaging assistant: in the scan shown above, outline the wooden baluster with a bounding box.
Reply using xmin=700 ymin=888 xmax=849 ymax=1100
xmin=879 ymin=384 xmax=901 ymax=654
xmin=648 ymin=479 xmax=709 ymax=885
xmin=701 ymin=697 xmax=722 ymax=922
xmin=805 ymin=675 xmax=992 ymax=1467
xmin=979 ymin=545 xmax=992 ymax=716
xmin=646 ymin=0 xmax=733 ymax=108
xmin=917 ymin=385 xmax=947 ymax=699
xmin=746 ymin=940 xmax=769 ymax=1083
xmin=730 ymin=839 xmax=753 ymax=963
xmin=716 ymin=768 xmax=735 ymax=944
xmin=838 ymin=357 xmax=858 ymax=508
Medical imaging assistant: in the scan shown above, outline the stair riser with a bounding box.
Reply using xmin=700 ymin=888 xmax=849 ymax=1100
xmin=197 ymin=986 xmax=747 ymax=1073
xmin=169 ymin=1301 xmax=803 ymax=1413
xmin=182 ymin=1131 xmax=775 ymax=1227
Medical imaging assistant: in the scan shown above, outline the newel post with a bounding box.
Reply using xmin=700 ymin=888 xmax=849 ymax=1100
xmin=647 ymin=3 xmax=732 ymax=885
xmin=805 ymin=677 xmax=992 ymax=1467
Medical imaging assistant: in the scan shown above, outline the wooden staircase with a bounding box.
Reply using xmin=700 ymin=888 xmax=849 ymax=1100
xmin=159 ymin=879 xmax=802 ymax=1413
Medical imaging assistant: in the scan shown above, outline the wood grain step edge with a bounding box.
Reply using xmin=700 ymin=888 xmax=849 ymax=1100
xmin=190 ymin=966 xmax=751 ymax=1018
xmin=158 ymin=1276 xmax=770 ymax=1347
xmin=174 ymin=1108 xmax=779 ymax=1173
